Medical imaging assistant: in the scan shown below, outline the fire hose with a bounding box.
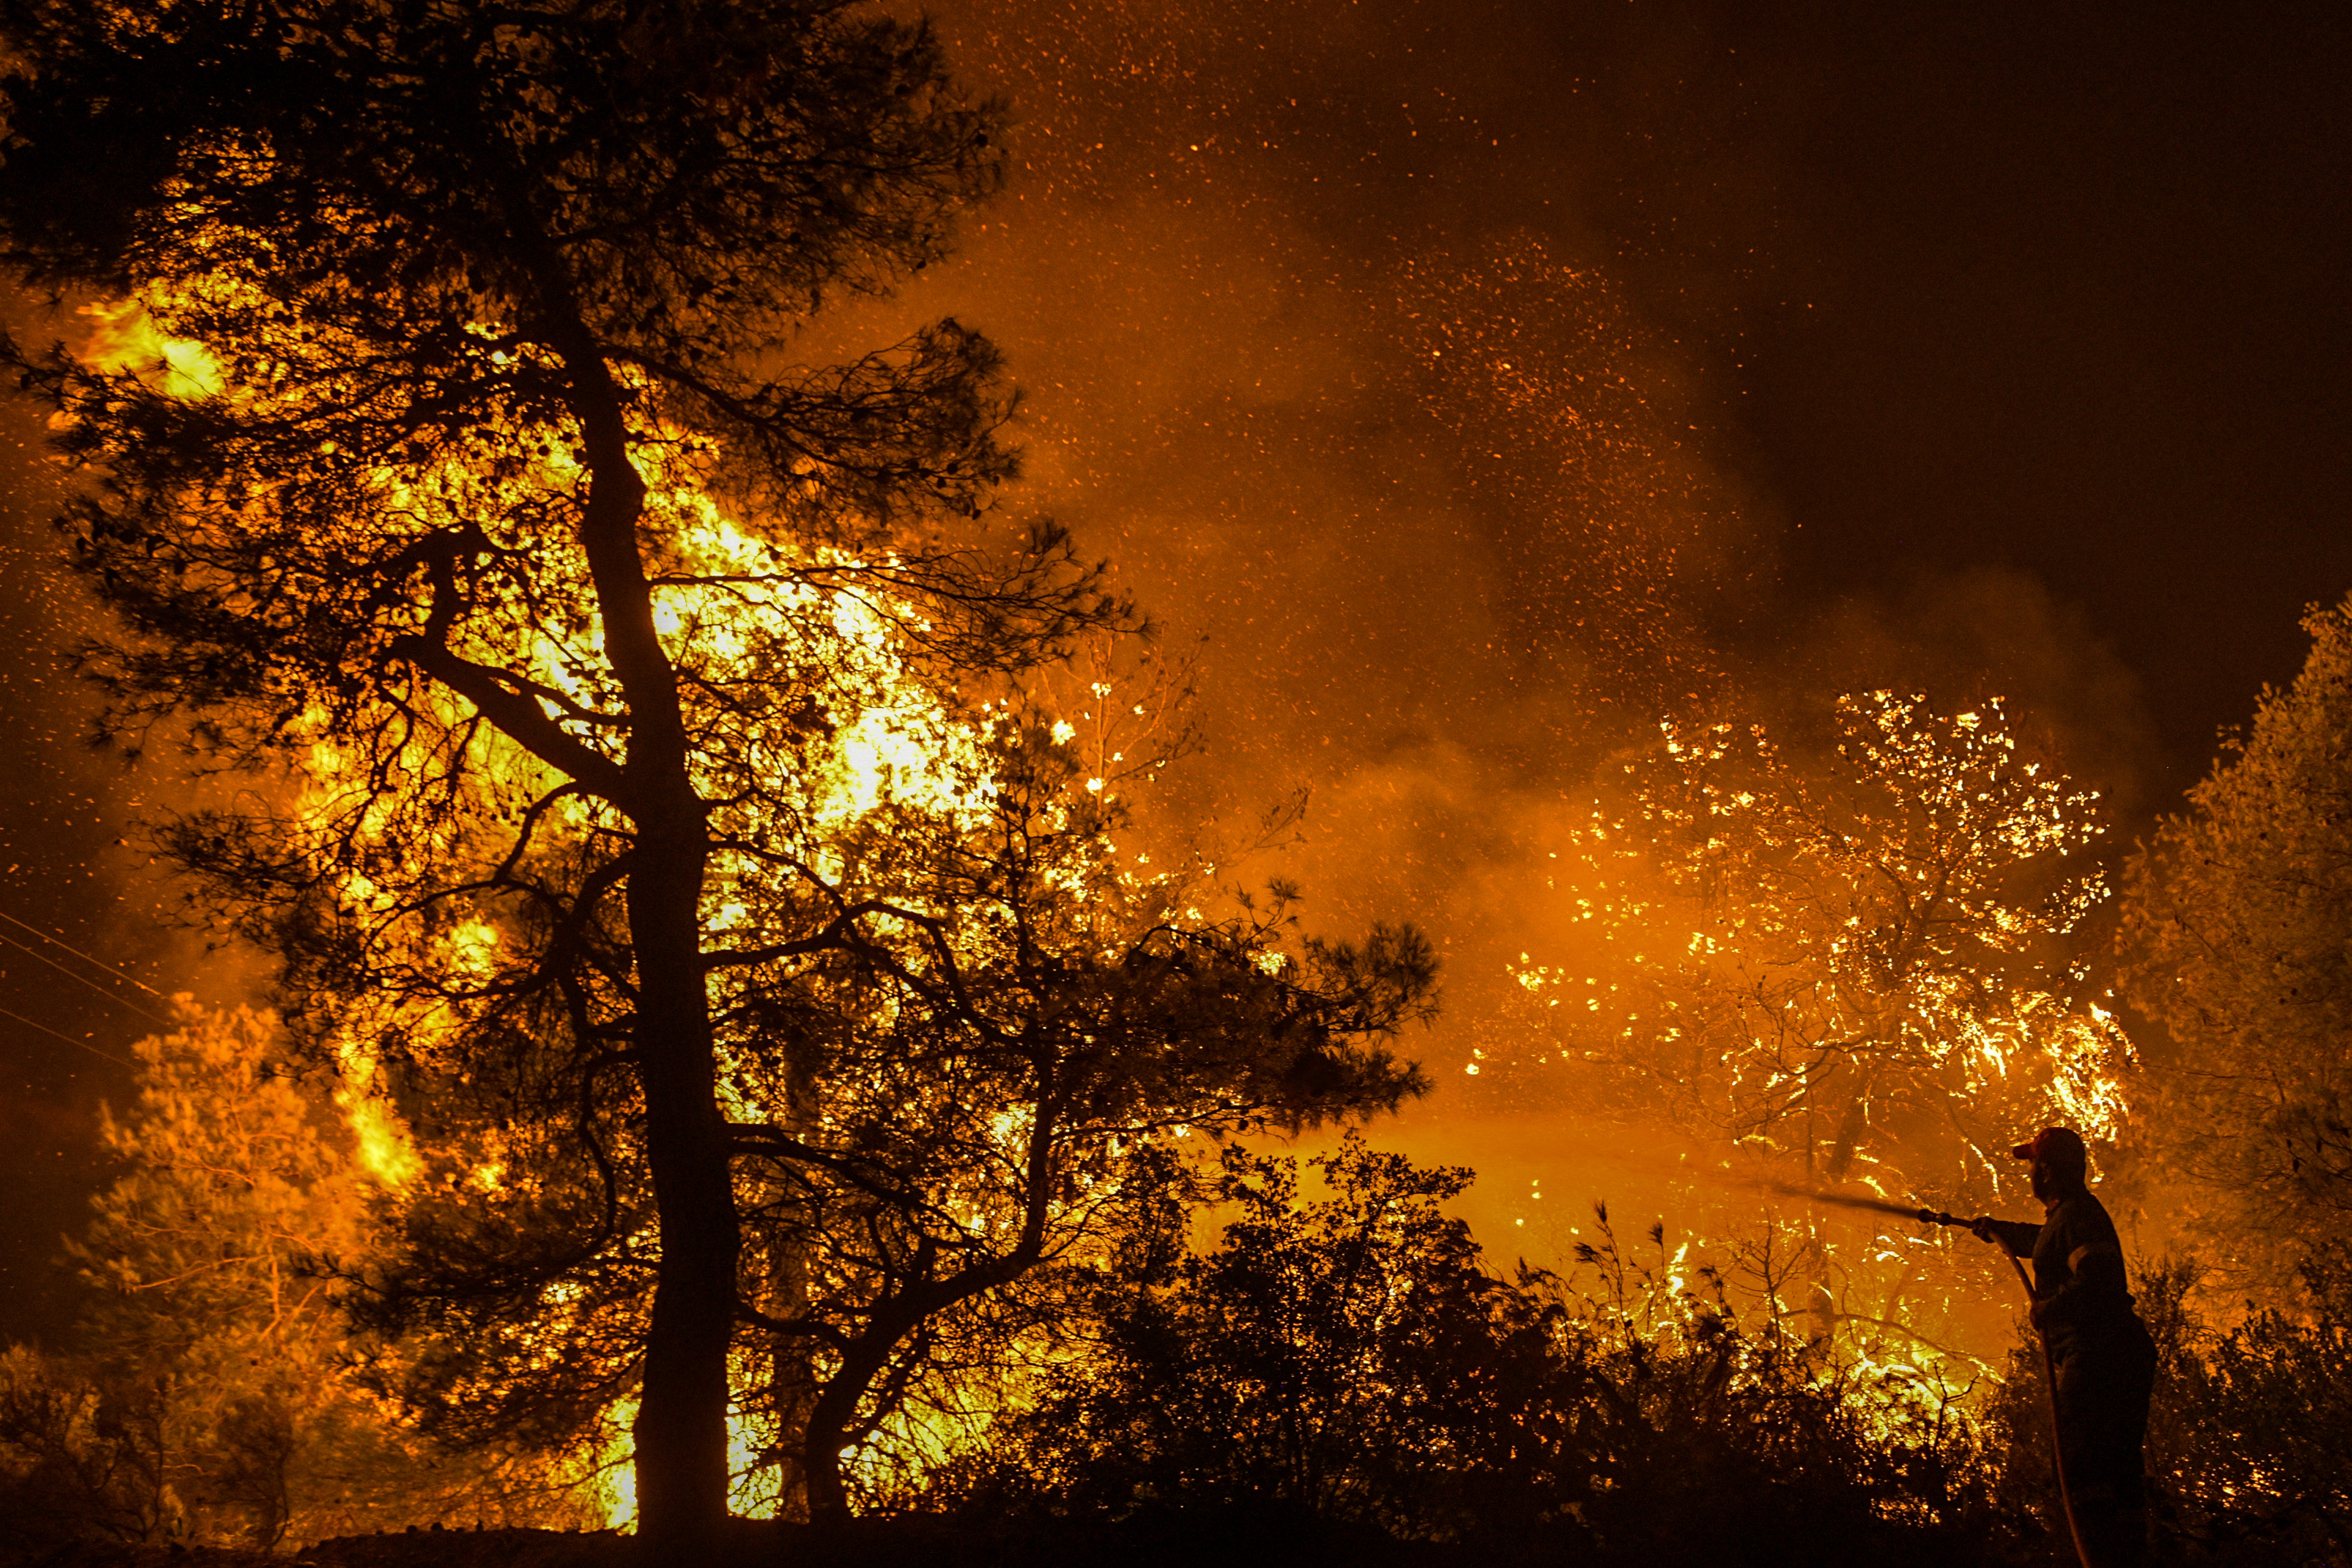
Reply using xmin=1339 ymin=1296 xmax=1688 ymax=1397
xmin=1916 ymin=1207 xmax=2094 ymax=1568
xmin=1761 ymin=1184 xmax=2099 ymax=1565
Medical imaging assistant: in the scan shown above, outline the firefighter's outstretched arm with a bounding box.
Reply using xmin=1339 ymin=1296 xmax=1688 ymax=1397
xmin=1970 ymin=1215 xmax=2042 ymax=1257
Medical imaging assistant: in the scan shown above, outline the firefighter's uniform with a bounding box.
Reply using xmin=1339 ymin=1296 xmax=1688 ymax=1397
xmin=1985 ymin=1187 xmax=2158 ymax=1568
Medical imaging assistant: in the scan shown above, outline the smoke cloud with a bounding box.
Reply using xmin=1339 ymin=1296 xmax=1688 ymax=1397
xmin=0 ymin=0 xmax=2235 ymax=1354
xmin=801 ymin=4 xmax=2187 ymax=1369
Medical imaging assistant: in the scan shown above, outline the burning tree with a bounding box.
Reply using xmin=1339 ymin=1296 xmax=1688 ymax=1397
xmin=2122 ymin=594 xmax=2352 ymax=1284
xmin=0 ymin=1003 xmax=596 ymax=1548
xmin=1511 ymin=692 xmax=2130 ymax=1203
xmin=0 ymin=0 xmax=1431 ymax=1545
xmin=351 ymin=691 xmax=1434 ymax=1522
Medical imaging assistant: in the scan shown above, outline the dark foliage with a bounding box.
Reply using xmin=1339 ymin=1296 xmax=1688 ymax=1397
xmin=936 ymin=1139 xmax=2005 ymax=1568
xmin=1981 ymin=1252 xmax=2352 ymax=1566
xmin=0 ymin=1355 xmax=171 ymax=1552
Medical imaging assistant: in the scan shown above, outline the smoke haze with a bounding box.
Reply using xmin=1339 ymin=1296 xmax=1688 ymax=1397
xmin=838 ymin=0 xmax=2329 ymax=1359
xmin=2 ymin=0 xmax=2346 ymax=1354
xmin=854 ymin=2 xmax=2164 ymax=1097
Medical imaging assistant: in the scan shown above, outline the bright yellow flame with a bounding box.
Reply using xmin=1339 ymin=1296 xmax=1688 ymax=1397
xmin=76 ymin=274 xmax=1244 ymax=1515
xmin=332 ymin=1050 xmax=424 ymax=1190
xmin=74 ymin=297 xmax=223 ymax=395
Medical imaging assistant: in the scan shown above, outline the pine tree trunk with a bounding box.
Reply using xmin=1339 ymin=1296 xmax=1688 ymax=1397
xmin=628 ymin=817 xmax=737 ymax=1552
xmin=759 ymin=1048 xmax=823 ymax=1522
xmin=554 ymin=308 xmax=740 ymax=1551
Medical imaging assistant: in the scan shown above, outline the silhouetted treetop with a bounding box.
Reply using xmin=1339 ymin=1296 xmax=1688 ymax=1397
xmin=0 ymin=5 xmax=1426 ymax=1549
xmin=0 ymin=0 xmax=1001 ymax=428
xmin=0 ymin=2 xmax=1115 ymax=1548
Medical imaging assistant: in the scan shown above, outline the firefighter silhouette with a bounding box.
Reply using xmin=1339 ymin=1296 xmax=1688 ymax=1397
xmin=1973 ymin=1126 xmax=2158 ymax=1568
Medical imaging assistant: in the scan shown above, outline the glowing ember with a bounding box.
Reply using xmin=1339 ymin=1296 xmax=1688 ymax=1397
xmin=1503 ymin=691 xmax=2135 ymax=1388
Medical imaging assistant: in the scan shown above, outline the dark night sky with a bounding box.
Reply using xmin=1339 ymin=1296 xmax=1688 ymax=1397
xmin=2 ymin=0 xmax=2347 ymax=1344
xmin=1691 ymin=1 xmax=2352 ymax=786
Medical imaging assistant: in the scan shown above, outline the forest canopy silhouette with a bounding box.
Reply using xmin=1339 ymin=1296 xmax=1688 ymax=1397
xmin=0 ymin=4 xmax=2347 ymax=1567
xmin=0 ymin=0 xmax=1433 ymax=1552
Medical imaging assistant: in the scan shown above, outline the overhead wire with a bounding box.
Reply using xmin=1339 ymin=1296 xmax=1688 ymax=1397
xmin=0 ymin=1002 xmax=134 ymax=1068
xmin=0 ymin=927 xmax=173 ymax=1026
xmin=0 ymin=905 xmax=169 ymax=996
xmin=0 ymin=905 xmax=173 ymax=1069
